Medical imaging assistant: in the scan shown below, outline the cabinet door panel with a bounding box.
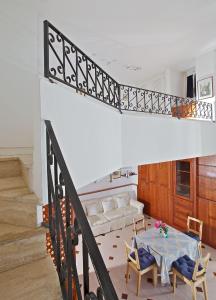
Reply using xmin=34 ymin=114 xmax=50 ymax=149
xmin=138 ymin=179 xmax=150 ymax=215
xmin=158 ymin=162 xmax=171 ymax=187
xmin=198 ymin=176 xmax=216 ymax=202
xmin=149 ymin=164 xmax=158 ymax=183
xmin=209 ymin=201 xmax=216 ymax=218
xmin=198 ymin=165 xmax=216 ymax=179
xmin=209 ymin=219 xmax=216 ymax=248
xmin=138 ymin=165 xmax=149 ymax=180
xmin=209 ymin=201 xmax=216 ymax=248
xmin=157 ymin=185 xmax=171 ymax=223
xmin=198 ymin=156 xmax=216 ymax=167
xmin=148 ymin=183 xmax=157 ymax=218
xmin=197 ymin=197 xmax=209 ymax=244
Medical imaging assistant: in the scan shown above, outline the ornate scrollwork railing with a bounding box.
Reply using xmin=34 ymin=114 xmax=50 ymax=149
xmin=45 ymin=120 xmax=118 ymax=300
xmin=119 ymin=84 xmax=213 ymax=120
xmin=44 ymin=20 xmax=213 ymax=121
xmin=44 ymin=21 xmax=121 ymax=112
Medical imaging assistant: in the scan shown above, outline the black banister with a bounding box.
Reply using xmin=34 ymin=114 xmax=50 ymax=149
xmin=44 ymin=20 xmax=213 ymax=121
xmin=45 ymin=119 xmax=118 ymax=300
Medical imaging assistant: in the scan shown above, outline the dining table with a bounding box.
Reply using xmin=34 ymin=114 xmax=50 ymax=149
xmin=133 ymin=226 xmax=200 ymax=285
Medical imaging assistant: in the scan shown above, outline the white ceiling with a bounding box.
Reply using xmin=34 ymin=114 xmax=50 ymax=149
xmin=8 ymin=0 xmax=216 ymax=84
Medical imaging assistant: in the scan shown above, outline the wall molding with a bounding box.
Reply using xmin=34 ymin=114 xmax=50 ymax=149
xmin=78 ymin=183 xmax=137 ymax=196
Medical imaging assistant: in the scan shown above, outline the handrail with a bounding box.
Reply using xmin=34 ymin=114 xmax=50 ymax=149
xmin=120 ymin=84 xmax=213 ymax=119
xmin=44 ymin=20 xmax=121 ymax=113
xmin=45 ymin=120 xmax=118 ymax=300
xmin=44 ymin=20 xmax=213 ymax=121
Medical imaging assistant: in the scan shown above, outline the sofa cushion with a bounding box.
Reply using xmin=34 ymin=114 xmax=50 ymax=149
xmin=88 ymin=214 xmax=108 ymax=226
xmin=102 ymin=197 xmax=116 ymax=213
xmin=115 ymin=196 xmax=130 ymax=208
xmin=122 ymin=206 xmax=138 ymax=216
xmin=85 ymin=202 xmax=102 ymax=216
xmin=104 ymin=208 xmax=124 ymax=221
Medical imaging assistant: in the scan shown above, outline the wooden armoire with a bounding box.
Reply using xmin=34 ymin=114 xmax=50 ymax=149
xmin=138 ymin=155 xmax=216 ymax=248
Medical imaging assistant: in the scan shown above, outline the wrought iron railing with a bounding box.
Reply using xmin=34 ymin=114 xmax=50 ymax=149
xmin=45 ymin=120 xmax=118 ymax=300
xmin=44 ymin=21 xmax=121 ymax=113
xmin=44 ymin=20 xmax=213 ymax=122
xmin=120 ymin=84 xmax=213 ymax=120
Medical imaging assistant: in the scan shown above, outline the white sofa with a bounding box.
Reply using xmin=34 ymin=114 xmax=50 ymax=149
xmin=81 ymin=192 xmax=144 ymax=236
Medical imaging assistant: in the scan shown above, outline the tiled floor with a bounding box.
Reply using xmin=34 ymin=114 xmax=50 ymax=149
xmin=77 ymin=216 xmax=216 ymax=299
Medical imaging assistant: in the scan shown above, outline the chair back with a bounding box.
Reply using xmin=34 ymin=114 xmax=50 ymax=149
xmin=187 ymin=216 xmax=203 ymax=240
xmin=124 ymin=241 xmax=140 ymax=270
xmin=192 ymin=253 xmax=210 ymax=281
xmin=133 ymin=216 xmax=146 ymax=235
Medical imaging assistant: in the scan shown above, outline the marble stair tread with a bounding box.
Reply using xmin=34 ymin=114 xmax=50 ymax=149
xmin=0 ymin=225 xmax=47 ymax=273
xmin=0 ymin=256 xmax=61 ymax=300
xmin=0 ymin=176 xmax=27 ymax=191
xmin=0 ymin=187 xmax=40 ymax=204
xmin=0 ymin=187 xmax=29 ymax=198
xmin=0 ymin=200 xmax=38 ymax=227
xmin=0 ymin=158 xmax=21 ymax=178
xmin=0 ymin=223 xmax=46 ymax=245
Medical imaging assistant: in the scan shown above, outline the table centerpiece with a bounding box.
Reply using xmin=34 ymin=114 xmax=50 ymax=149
xmin=155 ymin=220 xmax=169 ymax=238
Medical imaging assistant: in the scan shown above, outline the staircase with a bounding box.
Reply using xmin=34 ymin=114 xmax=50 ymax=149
xmin=0 ymin=157 xmax=61 ymax=299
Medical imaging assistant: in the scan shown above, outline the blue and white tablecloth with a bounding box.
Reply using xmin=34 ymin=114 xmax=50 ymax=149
xmin=134 ymin=226 xmax=199 ymax=285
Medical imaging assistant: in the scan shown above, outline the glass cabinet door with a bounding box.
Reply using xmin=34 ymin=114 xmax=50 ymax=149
xmin=176 ymin=160 xmax=190 ymax=199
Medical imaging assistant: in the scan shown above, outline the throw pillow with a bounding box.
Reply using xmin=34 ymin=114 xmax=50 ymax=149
xmin=85 ymin=202 xmax=100 ymax=216
xmin=102 ymin=198 xmax=115 ymax=213
xmin=116 ymin=197 xmax=129 ymax=208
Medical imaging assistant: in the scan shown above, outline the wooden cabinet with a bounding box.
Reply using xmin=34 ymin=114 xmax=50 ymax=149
xmin=138 ymin=155 xmax=216 ymax=248
xmin=138 ymin=162 xmax=172 ymax=223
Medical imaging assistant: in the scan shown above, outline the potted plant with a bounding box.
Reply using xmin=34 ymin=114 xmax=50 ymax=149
xmin=155 ymin=220 xmax=169 ymax=238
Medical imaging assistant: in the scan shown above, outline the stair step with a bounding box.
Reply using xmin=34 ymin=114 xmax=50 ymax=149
xmin=0 ymin=187 xmax=30 ymax=199
xmin=0 ymin=187 xmax=39 ymax=204
xmin=0 ymin=224 xmax=47 ymax=272
xmin=0 ymin=256 xmax=61 ymax=300
xmin=0 ymin=200 xmax=39 ymax=227
xmin=0 ymin=223 xmax=45 ymax=245
xmin=0 ymin=176 xmax=26 ymax=191
xmin=0 ymin=158 xmax=22 ymax=179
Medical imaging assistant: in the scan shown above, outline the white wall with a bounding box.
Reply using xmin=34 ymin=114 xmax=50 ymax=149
xmin=40 ymin=78 xmax=122 ymax=199
xmin=122 ymin=112 xmax=216 ymax=167
xmin=142 ymin=68 xmax=185 ymax=97
xmin=165 ymin=69 xmax=185 ymax=97
xmin=77 ymin=166 xmax=138 ymax=200
xmin=196 ymin=50 xmax=216 ymax=82
xmin=0 ymin=2 xmax=38 ymax=148
xmin=196 ymin=50 xmax=216 ymax=103
xmin=40 ymin=78 xmax=216 ymax=204
xmin=142 ymin=73 xmax=166 ymax=93
xmin=0 ymin=58 xmax=37 ymax=148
